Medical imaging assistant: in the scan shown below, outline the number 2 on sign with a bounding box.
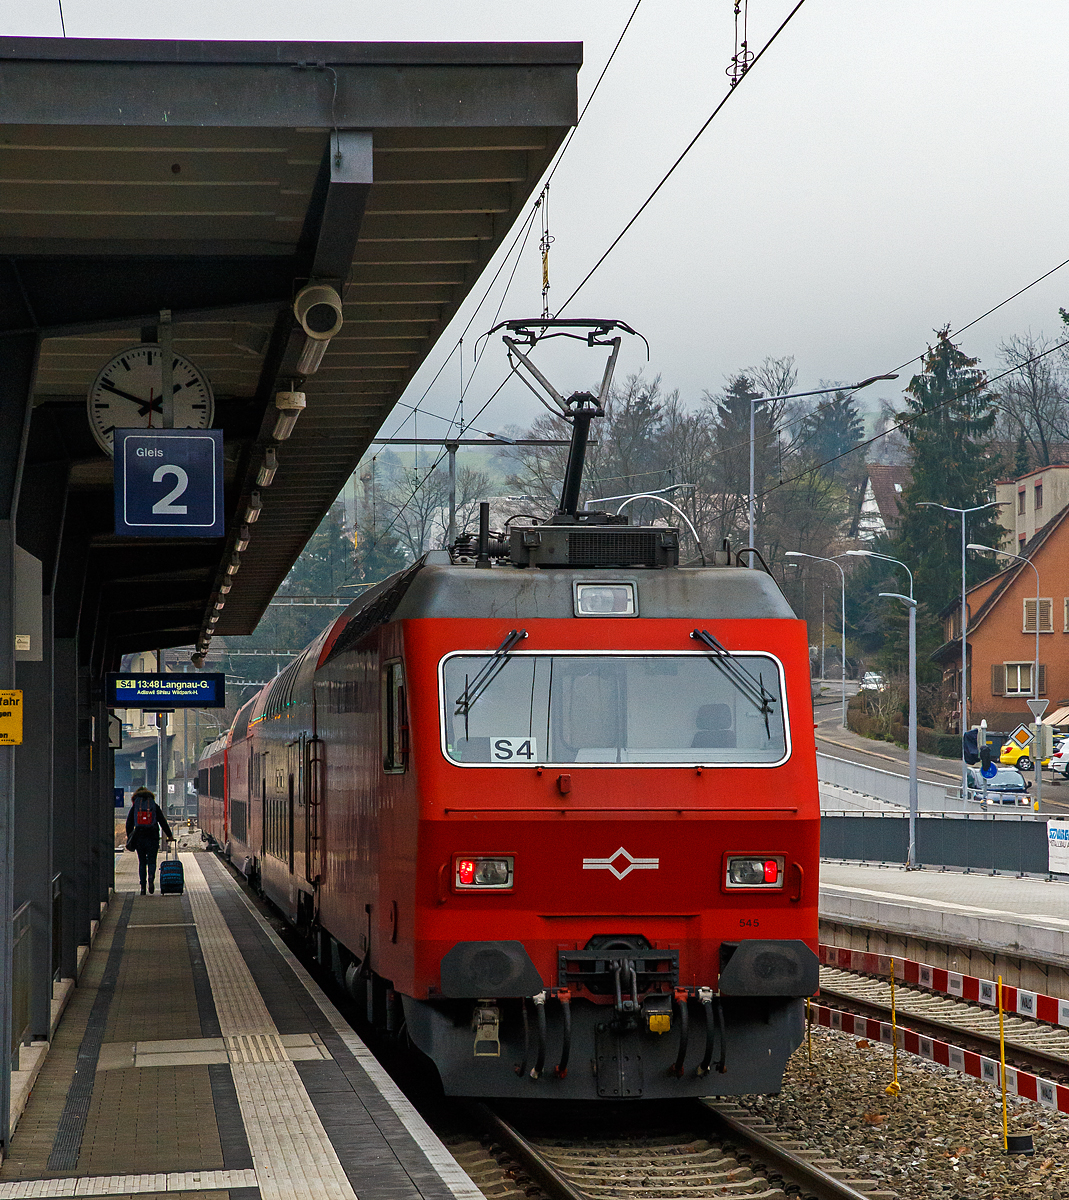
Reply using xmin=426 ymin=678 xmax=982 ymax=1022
xmin=151 ymin=464 xmax=190 ymax=514
xmin=492 ymin=737 xmax=536 ymax=761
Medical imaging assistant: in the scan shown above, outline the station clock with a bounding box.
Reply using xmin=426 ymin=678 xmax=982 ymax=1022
xmin=86 ymin=344 xmax=214 ymax=456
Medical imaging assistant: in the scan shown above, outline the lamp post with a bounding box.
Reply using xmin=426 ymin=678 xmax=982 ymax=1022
xmin=785 ymin=551 xmax=848 ymax=729
xmin=846 ymin=548 xmax=917 ymax=867
xmin=745 ymin=374 xmax=898 ymax=564
xmin=916 ymin=500 xmax=1004 ymax=799
xmin=968 ymin=543 xmax=1043 ymax=809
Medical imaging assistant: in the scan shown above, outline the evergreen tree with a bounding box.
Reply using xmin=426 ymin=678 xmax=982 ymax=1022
xmin=706 ymin=373 xmax=774 ymax=545
xmin=883 ymin=328 xmax=1001 ymax=670
xmin=800 ymin=390 xmax=864 ymax=476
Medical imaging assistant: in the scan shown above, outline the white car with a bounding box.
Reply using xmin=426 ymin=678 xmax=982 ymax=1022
xmin=858 ymin=671 xmax=884 ymax=692
xmin=1050 ymin=741 xmax=1069 ymax=778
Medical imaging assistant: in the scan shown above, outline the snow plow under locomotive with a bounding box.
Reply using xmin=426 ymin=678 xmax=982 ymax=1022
xmin=199 ymin=320 xmax=820 ymax=1100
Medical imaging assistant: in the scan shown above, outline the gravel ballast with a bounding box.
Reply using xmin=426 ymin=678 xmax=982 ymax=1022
xmin=739 ymin=1023 xmax=1069 ymax=1199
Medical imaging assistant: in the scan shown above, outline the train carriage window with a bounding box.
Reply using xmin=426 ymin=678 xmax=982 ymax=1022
xmin=440 ymin=652 xmax=788 ymax=767
xmin=383 ymin=661 xmax=408 ymax=773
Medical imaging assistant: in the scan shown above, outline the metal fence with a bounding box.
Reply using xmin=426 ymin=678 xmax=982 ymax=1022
xmin=821 ymin=811 xmax=1050 ymax=875
xmin=816 ymin=753 xmax=963 ymax=810
xmin=11 ymin=903 xmax=31 ymax=1062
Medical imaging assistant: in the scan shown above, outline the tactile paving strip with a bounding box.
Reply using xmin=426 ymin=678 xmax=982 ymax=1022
xmin=181 ymin=856 xmax=357 ymax=1200
xmin=0 ymin=1166 xmax=257 ymax=1197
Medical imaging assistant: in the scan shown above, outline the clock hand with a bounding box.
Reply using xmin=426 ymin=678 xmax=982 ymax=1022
xmin=99 ymin=379 xmax=151 ymax=406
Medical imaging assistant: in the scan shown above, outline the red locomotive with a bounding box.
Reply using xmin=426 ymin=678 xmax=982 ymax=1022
xmin=200 ymin=321 xmax=819 ymax=1099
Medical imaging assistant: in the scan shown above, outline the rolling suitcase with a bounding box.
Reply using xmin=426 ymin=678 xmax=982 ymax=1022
xmin=158 ymin=843 xmax=184 ymax=895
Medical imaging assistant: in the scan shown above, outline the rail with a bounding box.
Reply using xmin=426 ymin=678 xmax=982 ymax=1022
xmin=469 ymin=1099 xmax=880 ymax=1200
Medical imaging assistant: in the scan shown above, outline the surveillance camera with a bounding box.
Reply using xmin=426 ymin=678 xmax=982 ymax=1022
xmin=294 ymin=284 xmax=343 ymax=341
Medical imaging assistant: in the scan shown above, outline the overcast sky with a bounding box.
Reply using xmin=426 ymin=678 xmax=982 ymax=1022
xmin=9 ymin=1 xmax=1069 ymax=446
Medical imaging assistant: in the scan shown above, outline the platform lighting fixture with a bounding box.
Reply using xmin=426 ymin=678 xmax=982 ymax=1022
xmin=235 ymin=524 xmax=251 ymax=553
xmin=294 ymin=284 xmax=343 ymax=375
xmin=226 ymin=553 xmax=241 ymax=576
xmin=191 ymin=653 xmax=205 ymax=670
xmin=219 ymin=582 xmax=232 ymax=595
xmin=273 ymin=390 xmax=306 ymax=441
xmin=244 ymin=491 xmax=262 ymax=524
xmin=208 ymin=614 xmax=219 ymax=626
xmin=257 ymin=448 xmax=278 ymax=487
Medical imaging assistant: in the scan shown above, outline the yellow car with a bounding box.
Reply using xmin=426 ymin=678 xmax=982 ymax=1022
xmin=1000 ymin=740 xmax=1056 ymax=771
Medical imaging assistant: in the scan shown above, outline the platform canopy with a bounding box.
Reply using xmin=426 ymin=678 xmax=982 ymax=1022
xmin=0 ymin=36 xmax=580 ymax=666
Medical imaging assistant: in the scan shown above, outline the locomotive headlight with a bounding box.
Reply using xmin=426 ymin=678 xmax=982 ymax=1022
xmin=455 ymin=856 xmax=514 ymax=889
xmin=574 ymin=581 xmax=637 ymax=616
xmin=725 ymin=855 xmax=784 ymax=889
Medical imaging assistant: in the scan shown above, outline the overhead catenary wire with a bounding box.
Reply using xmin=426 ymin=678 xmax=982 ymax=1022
xmin=556 ymin=0 xmax=810 ymax=315
xmin=353 ymin=3 xmax=649 ymax=556
xmin=758 ymin=334 xmax=1069 ymax=501
xmin=379 ymin=0 xmax=644 ymax=446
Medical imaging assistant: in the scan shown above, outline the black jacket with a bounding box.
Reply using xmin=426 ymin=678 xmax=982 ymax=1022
xmin=126 ymin=801 xmax=173 ymax=850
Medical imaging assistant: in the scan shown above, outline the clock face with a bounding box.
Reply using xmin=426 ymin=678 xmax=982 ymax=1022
xmin=87 ymin=345 xmax=214 ymax=456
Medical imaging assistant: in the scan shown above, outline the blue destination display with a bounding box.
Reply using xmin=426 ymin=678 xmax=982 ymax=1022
xmin=106 ymin=673 xmax=226 ymax=709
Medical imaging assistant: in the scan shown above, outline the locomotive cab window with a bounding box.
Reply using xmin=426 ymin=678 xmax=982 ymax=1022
xmin=440 ymin=651 xmax=788 ymax=767
xmin=383 ymin=660 xmax=409 ymax=772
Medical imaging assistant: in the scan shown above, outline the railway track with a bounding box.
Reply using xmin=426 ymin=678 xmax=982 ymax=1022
xmin=463 ymin=1099 xmax=895 ymax=1200
xmin=819 ymin=965 xmax=1069 ymax=1080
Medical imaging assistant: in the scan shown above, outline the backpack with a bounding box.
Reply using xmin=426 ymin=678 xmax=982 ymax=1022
xmin=134 ymin=795 xmax=157 ymax=828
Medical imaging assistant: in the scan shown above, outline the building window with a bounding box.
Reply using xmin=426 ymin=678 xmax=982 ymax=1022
xmin=997 ymin=662 xmax=1047 ymax=697
xmin=1004 ymin=663 xmax=1033 ymax=695
xmin=1019 ymin=490 xmax=1026 ymax=515
xmin=1064 ymin=597 xmax=1069 ymax=632
xmin=1024 ymin=598 xmax=1054 ymax=632
xmin=1035 ymin=482 xmax=1044 ymax=510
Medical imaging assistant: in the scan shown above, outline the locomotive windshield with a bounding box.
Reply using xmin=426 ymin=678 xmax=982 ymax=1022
xmin=440 ymin=652 xmax=788 ymax=766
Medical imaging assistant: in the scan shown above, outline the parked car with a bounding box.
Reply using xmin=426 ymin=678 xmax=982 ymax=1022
xmin=858 ymin=671 xmax=885 ymax=692
xmin=1048 ymin=740 xmax=1069 ymax=778
xmin=1000 ymin=733 xmax=1066 ymax=771
xmin=966 ymin=764 xmax=1032 ymax=805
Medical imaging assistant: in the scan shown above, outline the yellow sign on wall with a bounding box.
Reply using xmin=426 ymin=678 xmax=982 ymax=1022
xmin=0 ymin=691 xmax=23 ymax=745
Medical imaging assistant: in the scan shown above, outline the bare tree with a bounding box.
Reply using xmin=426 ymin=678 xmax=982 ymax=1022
xmin=993 ymin=332 xmax=1068 ymax=469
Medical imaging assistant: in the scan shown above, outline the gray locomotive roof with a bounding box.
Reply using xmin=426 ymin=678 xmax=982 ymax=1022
xmin=389 ymin=553 xmax=797 ymax=622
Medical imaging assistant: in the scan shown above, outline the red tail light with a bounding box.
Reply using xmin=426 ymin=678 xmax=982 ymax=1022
xmin=454 ymin=856 xmax=514 ymax=890
xmin=763 ymin=859 xmax=779 ymax=883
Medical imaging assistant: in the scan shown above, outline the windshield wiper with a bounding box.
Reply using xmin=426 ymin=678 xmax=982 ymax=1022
xmin=454 ymin=630 xmax=528 ymax=727
xmin=691 ymin=628 xmax=777 ymax=737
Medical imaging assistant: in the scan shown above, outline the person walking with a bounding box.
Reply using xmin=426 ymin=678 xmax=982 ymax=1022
xmin=125 ymin=787 xmax=173 ymax=895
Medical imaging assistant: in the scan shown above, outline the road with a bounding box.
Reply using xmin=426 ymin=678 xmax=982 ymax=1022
xmin=812 ymin=689 xmax=1069 ymax=814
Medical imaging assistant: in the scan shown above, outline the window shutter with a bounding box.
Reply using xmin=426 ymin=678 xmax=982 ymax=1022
xmin=991 ymin=663 xmax=1005 ymax=696
xmin=1024 ymin=599 xmax=1037 ymax=633
xmin=1039 ymin=664 xmax=1048 ymax=696
xmin=1040 ymin=598 xmax=1053 ymax=632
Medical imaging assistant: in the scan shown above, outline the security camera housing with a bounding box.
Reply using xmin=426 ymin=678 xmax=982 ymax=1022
xmin=294 ymin=284 xmax=343 ymax=341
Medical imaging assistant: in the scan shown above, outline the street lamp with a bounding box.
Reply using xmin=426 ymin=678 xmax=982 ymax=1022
xmin=785 ymin=551 xmax=848 ymax=729
xmin=746 ymin=375 xmax=898 ymax=565
xmin=846 ymin=548 xmax=917 ymax=867
xmin=968 ymin=542 xmax=1043 ymax=808
xmin=916 ymin=500 xmax=1004 ymax=799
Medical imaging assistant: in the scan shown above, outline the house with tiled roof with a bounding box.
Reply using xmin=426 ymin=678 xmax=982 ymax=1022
xmin=855 ymin=464 xmax=911 ymax=541
xmin=932 ymin=501 xmax=1069 ymax=732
